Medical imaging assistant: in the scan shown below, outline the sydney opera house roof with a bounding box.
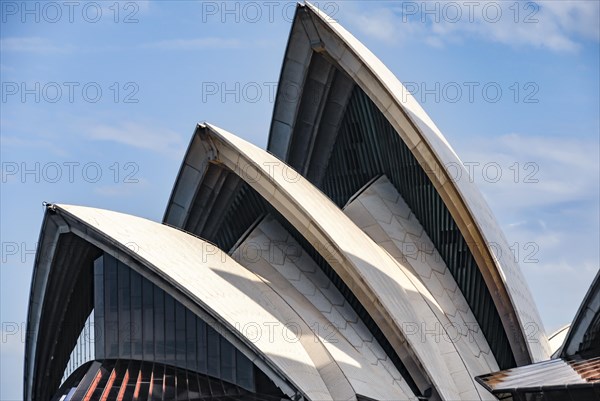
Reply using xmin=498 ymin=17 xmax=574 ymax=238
xmin=24 ymin=2 xmax=597 ymax=401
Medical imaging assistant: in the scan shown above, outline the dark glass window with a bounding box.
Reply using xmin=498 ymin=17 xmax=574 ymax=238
xmin=236 ymin=350 xmax=254 ymax=390
xmin=164 ymin=293 xmax=176 ymax=365
xmin=175 ymin=302 xmax=186 ymax=365
xmin=207 ymin=326 xmax=221 ymax=378
xmin=117 ymin=261 xmax=131 ymax=358
xmin=220 ymin=338 xmax=235 ymax=383
xmin=197 ymin=319 xmax=207 ymax=374
xmin=142 ymin=278 xmax=154 ymax=360
xmin=154 ymin=285 xmax=165 ymax=362
xmin=130 ymin=271 xmax=143 ymax=359
xmin=92 ymin=253 xmax=257 ymax=391
xmin=186 ymin=309 xmax=197 ymax=371
xmin=104 ymin=255 xmax=119 ymax=357
xmin=93 ymin=257 xmax=104 ymax=359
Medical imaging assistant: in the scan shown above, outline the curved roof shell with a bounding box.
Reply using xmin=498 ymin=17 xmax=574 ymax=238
xmin=267 ymin=2 xmax=549 ymax=365
xmin=166 ymin=122 xmax=506 ymax=400
xmin=25 ymin=204 xmax=368 ymax=401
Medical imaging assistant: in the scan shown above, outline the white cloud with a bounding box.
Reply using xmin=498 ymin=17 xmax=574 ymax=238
xmin=454 ymin=133 xmax=599 ymax=330
xmin=346 ymin=8 xmax=401 ymax=44
xmin=457 ymin=133 xmax=599 ymax=210
xmin=541 ymin=1 xmax=600 ymax=41
xmin=338 ymin=1 xmax=599 ymax=52
xmin=1 ymin=136 xmax=68 ymax=157
xmin=87 ymin=122 xmax=185 ymax=158
xmin=144 ymin=37 xmax=242 ymax=50
xmin=0 ymin=37 xmax=74 ymax=54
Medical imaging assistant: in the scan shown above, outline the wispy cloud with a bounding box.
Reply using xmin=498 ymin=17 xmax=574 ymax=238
xmin=456 ymin=132 xmax=599 ymax=330
xmin=0 ymin=37 xmax=75 ymax=54
xmin=87 ymin=122 xmax=185 ymax=158
xmin=339 ymin=1 xmax=600 ymax=52
xmin=459 ymin=133 xmax=599 ymax=209
xmin=144 ymin=37 xmax=242 ymax=50
xmin=346 ymin=8 xmax=401 ymax=44
xmin=1 ymin=136 xmax=68 ymax=157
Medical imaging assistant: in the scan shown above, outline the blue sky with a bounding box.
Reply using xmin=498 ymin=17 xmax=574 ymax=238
xmin=1 ymin=1 xmax=599 ymax=398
